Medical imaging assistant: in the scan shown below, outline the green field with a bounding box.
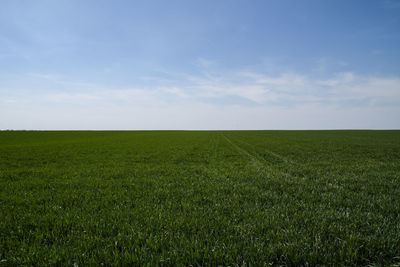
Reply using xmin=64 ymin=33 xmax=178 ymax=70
xmin=1 ymin=130 xmax=399 ymax=265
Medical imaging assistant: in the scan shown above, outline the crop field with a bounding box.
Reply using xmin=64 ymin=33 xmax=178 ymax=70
xmin=0 ymin=130 xmax=399 ymax=265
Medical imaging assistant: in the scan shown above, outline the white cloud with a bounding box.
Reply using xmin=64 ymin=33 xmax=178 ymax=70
xmin=1 ymin=70 xmax=400 ymax=129
xmin=11 ymin=71 xmax=400 ymax=107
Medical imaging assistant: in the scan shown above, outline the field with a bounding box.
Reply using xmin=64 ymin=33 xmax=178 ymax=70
xmin=0 ymin=130 xmax=399 ymax=265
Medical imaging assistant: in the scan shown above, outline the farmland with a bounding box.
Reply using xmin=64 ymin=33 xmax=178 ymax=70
xmin=0 ymin=130 xmax=399 ymax=265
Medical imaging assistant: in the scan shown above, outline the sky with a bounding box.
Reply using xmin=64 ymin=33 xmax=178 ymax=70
xmin=1 ymin=0 xmax=400 ymax=130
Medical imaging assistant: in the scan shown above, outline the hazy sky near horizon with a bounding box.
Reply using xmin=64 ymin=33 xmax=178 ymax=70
xmin=1 ymin=0 xmax=400 ymax=129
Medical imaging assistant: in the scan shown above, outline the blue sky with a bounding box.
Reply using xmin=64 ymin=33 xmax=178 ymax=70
xmin=1 ymin=0 xmax=400 ymax=129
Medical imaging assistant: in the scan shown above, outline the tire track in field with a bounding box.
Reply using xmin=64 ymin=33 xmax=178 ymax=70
xmin=198 ymin=132 xmax=219 ymax=176
xmin=221 ymin=133 xmax=298 ymax=179
xmin=201 ymin=132 xmax=252 ymax=180
xmin=221 ymin=134 xmax=276 ymax=175
xmin=232 ymin=135 xmax=296 ymax=166
xmin=201 ymin=132 xmax=229 ymax=178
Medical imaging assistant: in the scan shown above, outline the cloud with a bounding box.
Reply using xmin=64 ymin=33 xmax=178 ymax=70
xmin=161 ymin=71 xmax=400 ymax=107
xmin=7 ymin=70 xmax=400 ymax=108
xmin=1 ymin=69 xmax=400 ymax=129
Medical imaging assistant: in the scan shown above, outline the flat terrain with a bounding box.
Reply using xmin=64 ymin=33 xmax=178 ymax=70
xmin=0 ymin=130 xmax=399 ymax=265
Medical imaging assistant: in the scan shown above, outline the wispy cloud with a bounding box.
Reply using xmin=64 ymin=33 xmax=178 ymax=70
xmin=8 ymin=69 xmax=400 ymax=108
xmin=1 ymin=69 xmax=400 ymax=129
xmin=145 ymin=70 xmax=400 ymax=107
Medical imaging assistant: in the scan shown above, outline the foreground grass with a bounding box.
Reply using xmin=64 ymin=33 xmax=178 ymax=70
xmin=0 ymin=130 xmax=399 ymax=265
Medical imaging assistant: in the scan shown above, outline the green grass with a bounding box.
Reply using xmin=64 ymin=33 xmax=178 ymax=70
xmin=1 ymin=130 xmax=399 ymax=265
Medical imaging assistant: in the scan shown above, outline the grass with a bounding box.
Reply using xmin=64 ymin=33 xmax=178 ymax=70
xmin=0 ymin=130 xmax=399 ymax=265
